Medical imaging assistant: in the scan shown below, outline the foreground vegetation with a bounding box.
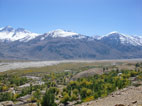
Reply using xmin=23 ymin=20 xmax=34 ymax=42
xmin=0 ymin=61 xmax=142 ymax=106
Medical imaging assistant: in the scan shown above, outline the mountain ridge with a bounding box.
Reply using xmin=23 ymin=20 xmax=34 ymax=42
xmin=0 ymin=26 xmax=142 ymax=60
xmin=1 ymin=26 xmax=142 ymax=46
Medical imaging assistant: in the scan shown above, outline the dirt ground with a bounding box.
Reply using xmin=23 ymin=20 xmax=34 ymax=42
xmin=71 ymin=68 xmax=104 ymax=80
xmin=76 ymin=85 xmax=142 ymax=106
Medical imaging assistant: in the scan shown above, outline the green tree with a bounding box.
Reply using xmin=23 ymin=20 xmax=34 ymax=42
xmin=71 ymin=94 xmax=78 ymax=101
xmin=73 ymin=89 xmax=79 ymax=95
xmin=61 ymin=93 xmax=70 ymax=106
xmin=86 ymin=89 xmax=92 ymax=96
xmin=80 ymin=87 xmax=87 ymax=99
xmin=33 ymin=89 xmax=41 ymax=101
xmin=41 ymin=89 xmax=56 ymax=106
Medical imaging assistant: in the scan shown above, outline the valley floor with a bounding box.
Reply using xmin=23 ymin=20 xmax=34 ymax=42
xmin=0 ymin=59 xmax=142 ymax=72
xmin=0 ymin=59 xmax=142 ymax=106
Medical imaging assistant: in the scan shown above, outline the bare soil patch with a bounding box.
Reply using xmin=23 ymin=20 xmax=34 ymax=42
xmin=76 ymin=86 xmax=142 ymax=106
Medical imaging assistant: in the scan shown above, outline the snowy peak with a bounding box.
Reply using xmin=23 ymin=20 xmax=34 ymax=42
xmin=45 ymin=29 xmax=79 ymax=38
xmin=98 ymin=31 xmax=142 ymax=46
xmin=42 ymin=29 xmax=87 ymax=40
xmin=0 ymin=26 xmax=39 ymax=42
xmin=96 ymin=31 xmax=125 ymax=40
xmin=0 ymin=26 xmax=14 ymax=32
xmin=105 ymin=32 xmax=129 ymax=40
xmin=15 ymin=28 xmax=28 ymax=33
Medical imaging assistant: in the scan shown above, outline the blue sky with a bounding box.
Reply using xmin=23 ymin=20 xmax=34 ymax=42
xmin=0 ymin=0 xmax=142 ymax=36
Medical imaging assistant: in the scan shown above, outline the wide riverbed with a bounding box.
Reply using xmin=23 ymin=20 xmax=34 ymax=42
xmin=0 ymin=59 xmax=142 ymax=72
xmin=0 ymin=60 xmax=71 ymax=72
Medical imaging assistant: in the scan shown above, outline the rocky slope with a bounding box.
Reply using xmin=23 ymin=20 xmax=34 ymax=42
xmin=77 ymin=86 xmax=142 ymax=106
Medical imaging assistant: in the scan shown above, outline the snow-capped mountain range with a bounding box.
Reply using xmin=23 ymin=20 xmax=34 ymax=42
xmin=0 ymin=26 xmax=142 ymax=60
xmin=0 ymin=26 xmax=142 ymax=46
xmin=0 ymin=26 xmax=86 ymax=42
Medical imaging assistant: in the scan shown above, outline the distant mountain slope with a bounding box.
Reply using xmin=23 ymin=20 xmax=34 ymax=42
xmin=0 ymin=37 xmax=122 ymax=60
xmin=0 ymin=26 xmax=142 ymax=60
